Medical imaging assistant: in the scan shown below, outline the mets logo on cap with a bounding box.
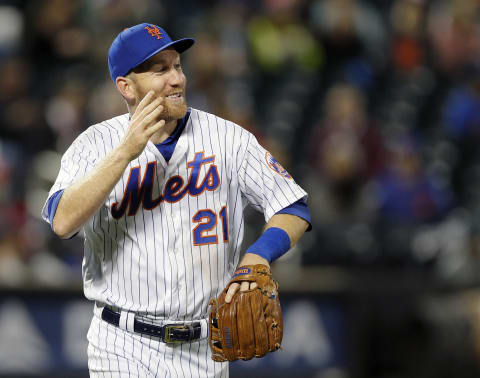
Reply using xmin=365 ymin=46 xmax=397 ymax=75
xmin=145 ymin=24 xmax=163 ymax=39
xmin=265 ymin=151 xmax=292 ymax=179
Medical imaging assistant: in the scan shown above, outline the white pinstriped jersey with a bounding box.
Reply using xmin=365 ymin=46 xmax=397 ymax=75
xmin=43 ymin=108 xmax=307 ymax=320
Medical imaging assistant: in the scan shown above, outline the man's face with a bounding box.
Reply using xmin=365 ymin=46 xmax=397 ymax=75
xmin=129 ymin=49 xmax=187 ymax=122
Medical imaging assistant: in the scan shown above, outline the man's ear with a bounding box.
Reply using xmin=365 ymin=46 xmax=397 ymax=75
xmin=116 ymin=76 xmax=136 ymax=104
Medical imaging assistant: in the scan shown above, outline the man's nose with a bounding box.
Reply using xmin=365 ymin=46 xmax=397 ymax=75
xmin=167 ymin=68 xmax=182 ymax=86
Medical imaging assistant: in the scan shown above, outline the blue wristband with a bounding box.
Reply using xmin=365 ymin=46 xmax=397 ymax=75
xmin=246 ymin=227 xmax=291 ymax=263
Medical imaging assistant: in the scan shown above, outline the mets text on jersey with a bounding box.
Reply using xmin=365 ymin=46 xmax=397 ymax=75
xmin=111 ymin=151 xmax=219 ymax=219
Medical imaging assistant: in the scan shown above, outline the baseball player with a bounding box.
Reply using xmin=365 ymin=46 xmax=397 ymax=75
xmin=42 ymin=23 xmax=311 ymax=377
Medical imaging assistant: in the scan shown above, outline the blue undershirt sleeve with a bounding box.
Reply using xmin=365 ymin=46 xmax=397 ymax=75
xmin=276 ymin=198 xmax=312 ymax=231
xmin=46 ymin=189 xmax=78 ymax=239
xmin=47 ymin=189 xmax=64 ymax=226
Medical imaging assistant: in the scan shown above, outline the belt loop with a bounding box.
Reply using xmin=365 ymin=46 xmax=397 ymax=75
xmin=200 ymin=319 xmax=208 ymax=339
xmin=119 ymin=311 xmax=135 ymax=332
xmin=94 ymin=302 xmax=104 ymax=318
xmin=119 ymin=311 xmax=128 ymax=331
xmin=126 ymin=312 xmax=135 ymax=332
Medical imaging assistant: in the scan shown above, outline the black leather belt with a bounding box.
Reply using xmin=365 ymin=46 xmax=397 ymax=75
xmin=101 ymin=306 xmax=202 ymax=343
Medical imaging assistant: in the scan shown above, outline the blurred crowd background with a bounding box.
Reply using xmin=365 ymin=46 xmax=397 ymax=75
xmin=2 ymin=0 xmax=480 ymax=377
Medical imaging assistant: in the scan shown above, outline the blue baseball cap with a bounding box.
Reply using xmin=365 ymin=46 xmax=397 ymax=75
xmin=108 ymin=23 xmax=195 ymax=83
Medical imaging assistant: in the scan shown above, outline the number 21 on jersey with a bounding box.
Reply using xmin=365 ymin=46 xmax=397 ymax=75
xmin=192 ymin=205 xmax=228 ymax=246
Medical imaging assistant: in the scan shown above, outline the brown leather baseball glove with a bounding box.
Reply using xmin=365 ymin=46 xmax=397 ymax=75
xmin=208 ymin=264 xmax=283 ymax=362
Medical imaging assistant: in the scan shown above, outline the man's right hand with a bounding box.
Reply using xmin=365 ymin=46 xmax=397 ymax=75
xmin=120 ymin=90 xmax=166 ymax=161
xmin=53 ymin=92 xmax=165 ymax=238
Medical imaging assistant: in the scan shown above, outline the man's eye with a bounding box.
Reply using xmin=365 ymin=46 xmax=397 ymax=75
xmin=174 ymin=64 xmax=182 ymax=70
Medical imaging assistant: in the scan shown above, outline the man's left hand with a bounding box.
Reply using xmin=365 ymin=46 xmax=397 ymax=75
xmin=224 ymin=253 xmax=269 ymax=303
